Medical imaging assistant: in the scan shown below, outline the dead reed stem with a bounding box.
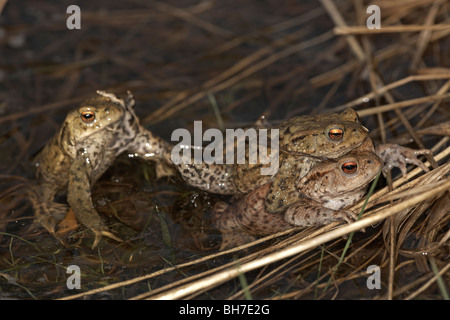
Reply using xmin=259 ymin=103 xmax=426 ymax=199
xmin=334 ymin=24 xmax=450 ymax=34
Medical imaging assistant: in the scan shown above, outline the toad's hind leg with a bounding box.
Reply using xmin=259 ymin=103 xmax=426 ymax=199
xmin=28 ymin=184 xmax=69 ymax=242
xmin=213 ymin=201 xmax=257 ymax=250
xmin=220 ymin=232 xmax=257 ymax=250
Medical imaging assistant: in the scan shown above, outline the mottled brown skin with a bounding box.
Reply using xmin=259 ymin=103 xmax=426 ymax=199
xmin=173 ymin=108 xmax=370 ymax=196
xmin=213 ymin=144 xmax=383 ymax=250
xmin=264 ymin=108 xmax=370 ymax=213
xmin=277 ymin=108 xmax=366 ymax=156
xmin=32 ymin=91 xmax=172 ymax=248
xmin=172 ymin=108 xmax=431 ymax=216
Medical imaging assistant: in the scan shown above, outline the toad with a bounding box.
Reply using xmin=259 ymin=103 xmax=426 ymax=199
xmin=31 ymin=91 xmax=172 ymax=248
xmin=213 ymin=139 xmax=383 ymax=249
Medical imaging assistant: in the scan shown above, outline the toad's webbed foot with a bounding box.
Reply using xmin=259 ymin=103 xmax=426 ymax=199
xmin=33 ymin=202 xmax=69 ymax=237
xmin=220 ymin=232 xmax=257 ymax=250
xmin=68 ymin=196 xmax=123 ymax=248
xmin=28 ymin=186 xmax=69 ymax=242
xmin=376 ymin=144 xmax=431 ymax=177
xmin=90 ymin=228 xmax=123 ymax=250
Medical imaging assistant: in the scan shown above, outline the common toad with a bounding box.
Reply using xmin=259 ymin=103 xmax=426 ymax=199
xmin=213 ymin=140 xmax=383 ymax=249
xmin=171 ymin=108 xmax=430 ymax=214
xmin=31 ymin=91 xmax=172 ymax=248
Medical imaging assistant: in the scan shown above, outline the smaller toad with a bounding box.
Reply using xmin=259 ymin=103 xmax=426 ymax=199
xmin=31 ymin=91 xmax=172 ymax=248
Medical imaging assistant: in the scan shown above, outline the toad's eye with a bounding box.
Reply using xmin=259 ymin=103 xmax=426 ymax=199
xmin=342 ymin=161 xmax=357 ymax=174
xmin=81 ymin=111 xmax=95 ymax=123
xmin=328 ymin=128 xmax=344 ymax=141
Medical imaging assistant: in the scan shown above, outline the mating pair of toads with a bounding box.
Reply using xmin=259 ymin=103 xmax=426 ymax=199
xmin=30 ymin=91 xmax=431 ymax=249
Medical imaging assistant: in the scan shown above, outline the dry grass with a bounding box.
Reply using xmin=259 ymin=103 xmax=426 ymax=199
xmin=0 ymin=0 xmax=448 ymax=300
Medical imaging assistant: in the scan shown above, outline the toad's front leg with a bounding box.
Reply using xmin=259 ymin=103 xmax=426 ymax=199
xmin=376 ymin=144 xmax=431 ymax=177
xmin=284 ymin=199 xmax=357 ymax=227
xmin=67 ymin=156 xmax=122 ymax=249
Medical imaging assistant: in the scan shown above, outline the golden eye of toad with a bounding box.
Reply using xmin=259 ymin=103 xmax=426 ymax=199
xmin=342 ymin=161 xmax=357 ymax=174
xmin=81 ymin=111 xmax=95 ymax=123
xmin=328 ymin=128 xmax=344 ymax=141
